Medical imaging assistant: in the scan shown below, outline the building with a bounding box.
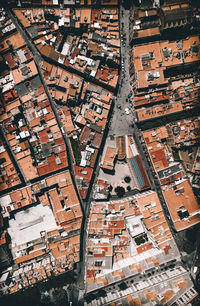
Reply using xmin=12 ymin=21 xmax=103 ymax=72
xmin=84 ymin=191 xmax=198 ymax=305
xmin=162 ymin=178 xmax=200 ymax=231
xmin=0 ymin=170 xmax=83 ymax=295
xmin=0 ymin=141 xmax=21 ymax=192
xmin=101 ymin=147 xmax=118 ymax=173
xmin=131 ymin=35 xmax=200 ymax=94
xmin=86 ymin=191 xmax=179 ymax=290
xmin=142 ymin=126 xmax=184 ymax=185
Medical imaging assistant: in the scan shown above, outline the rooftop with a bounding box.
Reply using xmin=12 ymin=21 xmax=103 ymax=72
xmin=0 ymin=32 xmax=26 ymax=52
xmin=86 ymin=191 xmax=179 ymax=292
xmin=0 ymin=143 xmax=21 ymax=192
xmin=101 ymin=147 xmax=118 ymax=171
xmin=166 ymin=117 xmax=200 ymax=148
xmin=162 ymin=179 xmax=200 ymax=231
xmin=136 ymin=101 xmax=183 ymax=121
xmin=132 ymin=35 xmax=200 ymax=91
xmin=8 ymin=204 xmax=57 ymax=247
xmin=12 ymin=60 xmax=38 ymax=84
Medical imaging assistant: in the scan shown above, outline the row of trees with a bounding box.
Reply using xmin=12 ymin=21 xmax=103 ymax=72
xmin=114 ymin=176 xmax=131 ymax=197
xmin=41 ymin=288 xmax=68 ymax=306
xmin=1 ymin=287 xmax=69 ymax=306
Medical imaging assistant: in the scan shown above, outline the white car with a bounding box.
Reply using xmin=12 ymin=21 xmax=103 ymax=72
xmin=125 ymin=108 xmax=130 ymax=115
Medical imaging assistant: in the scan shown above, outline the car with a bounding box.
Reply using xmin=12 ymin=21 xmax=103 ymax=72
xmin=123 ymin=41 xmax=126 ymax=47
xmin=125 ymin=108 xmax=130 ymax=115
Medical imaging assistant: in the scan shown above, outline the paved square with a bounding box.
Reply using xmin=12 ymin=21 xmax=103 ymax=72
xmin=98 ymin=160 xmax=138 ymax=195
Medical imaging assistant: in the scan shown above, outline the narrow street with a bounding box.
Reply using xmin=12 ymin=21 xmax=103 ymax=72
xmin=6 ymin=5 xmax=176 ymax=305
xmin=6 ymin=8 xmax=84 ymax=207
xmin=76 ymin=6 xmax=136 ymax=303
xmin=109 ymin=6 xmax=135 ymax=137
xmin=0 ymin=1 xmax=199 ymax=306
xmin=0 ymin=125 xmax=26 ymax=186
xmin=6 ymin=9 xmax=85 ymax=305
xmin=8 ymin=5 xmax=86 ymax=208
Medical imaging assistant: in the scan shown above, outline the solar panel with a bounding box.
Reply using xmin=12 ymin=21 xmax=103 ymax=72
xmin=130 ymin=158 xmax=144 ymax=189
xmin=141 ymin=53 xmax=151 ymax=61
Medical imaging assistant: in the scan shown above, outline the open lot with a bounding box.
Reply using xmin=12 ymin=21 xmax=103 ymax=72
xmin=98 ymin=160 xmax=138 ymax=195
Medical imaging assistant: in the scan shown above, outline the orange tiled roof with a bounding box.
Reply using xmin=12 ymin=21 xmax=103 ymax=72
xmin=101 ymin=147 xmax=118 ymax=171
xmin=162 ymin=179 xmax=200 ymax=231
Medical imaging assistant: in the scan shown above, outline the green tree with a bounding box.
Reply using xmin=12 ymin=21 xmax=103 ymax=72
xmin=124 ymin=176 xmax=131 ymax=183
xmin=127 ymin=186 xmax=131 ymax=192
xmin=52 ymin=288 xmax=68 ymax=306
xmin=41 ymin=291 xmax=51 ymax=305
xmin=114 ymin=186 xmax=125 ymax=197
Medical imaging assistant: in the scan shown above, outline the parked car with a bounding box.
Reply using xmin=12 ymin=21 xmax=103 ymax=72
xmin=125 ymin=108 xmax=130 ymax=115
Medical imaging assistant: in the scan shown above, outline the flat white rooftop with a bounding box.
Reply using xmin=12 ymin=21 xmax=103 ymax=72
xmin=126 ymin=215 xmax=144 ymax=237
xmin=8 ymin=204 xmax=57 ymax=247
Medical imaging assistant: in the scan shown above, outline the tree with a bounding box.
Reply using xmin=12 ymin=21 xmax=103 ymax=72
xmin=52 ymin=288 xmax=68 ymax=306
xmin=186 ymin=228 xmax=197 ymax=244
xmin=127 ymin=186 xmax=131 ymax=192
xmin=0 ymin=287 xmax=42 ymax=306
xmin=118 ymin=282 xmax=127 ymax=290
xmin=41 ymin=291 xmax=51 ymax=305
xmin=182 ymin=240 xmax=195 ymax=254
xmin=18 ymin=287 xmax=41 ymax=306
xmin=124 ymin=176 xmax=131 ymax=183
xmin=98 ymin=289 xmax=107 ymax=297
xmin=114 ymin=186 xmax=125 ymax=197
xmin=108 ymin=185 xmax=113 ymax=192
